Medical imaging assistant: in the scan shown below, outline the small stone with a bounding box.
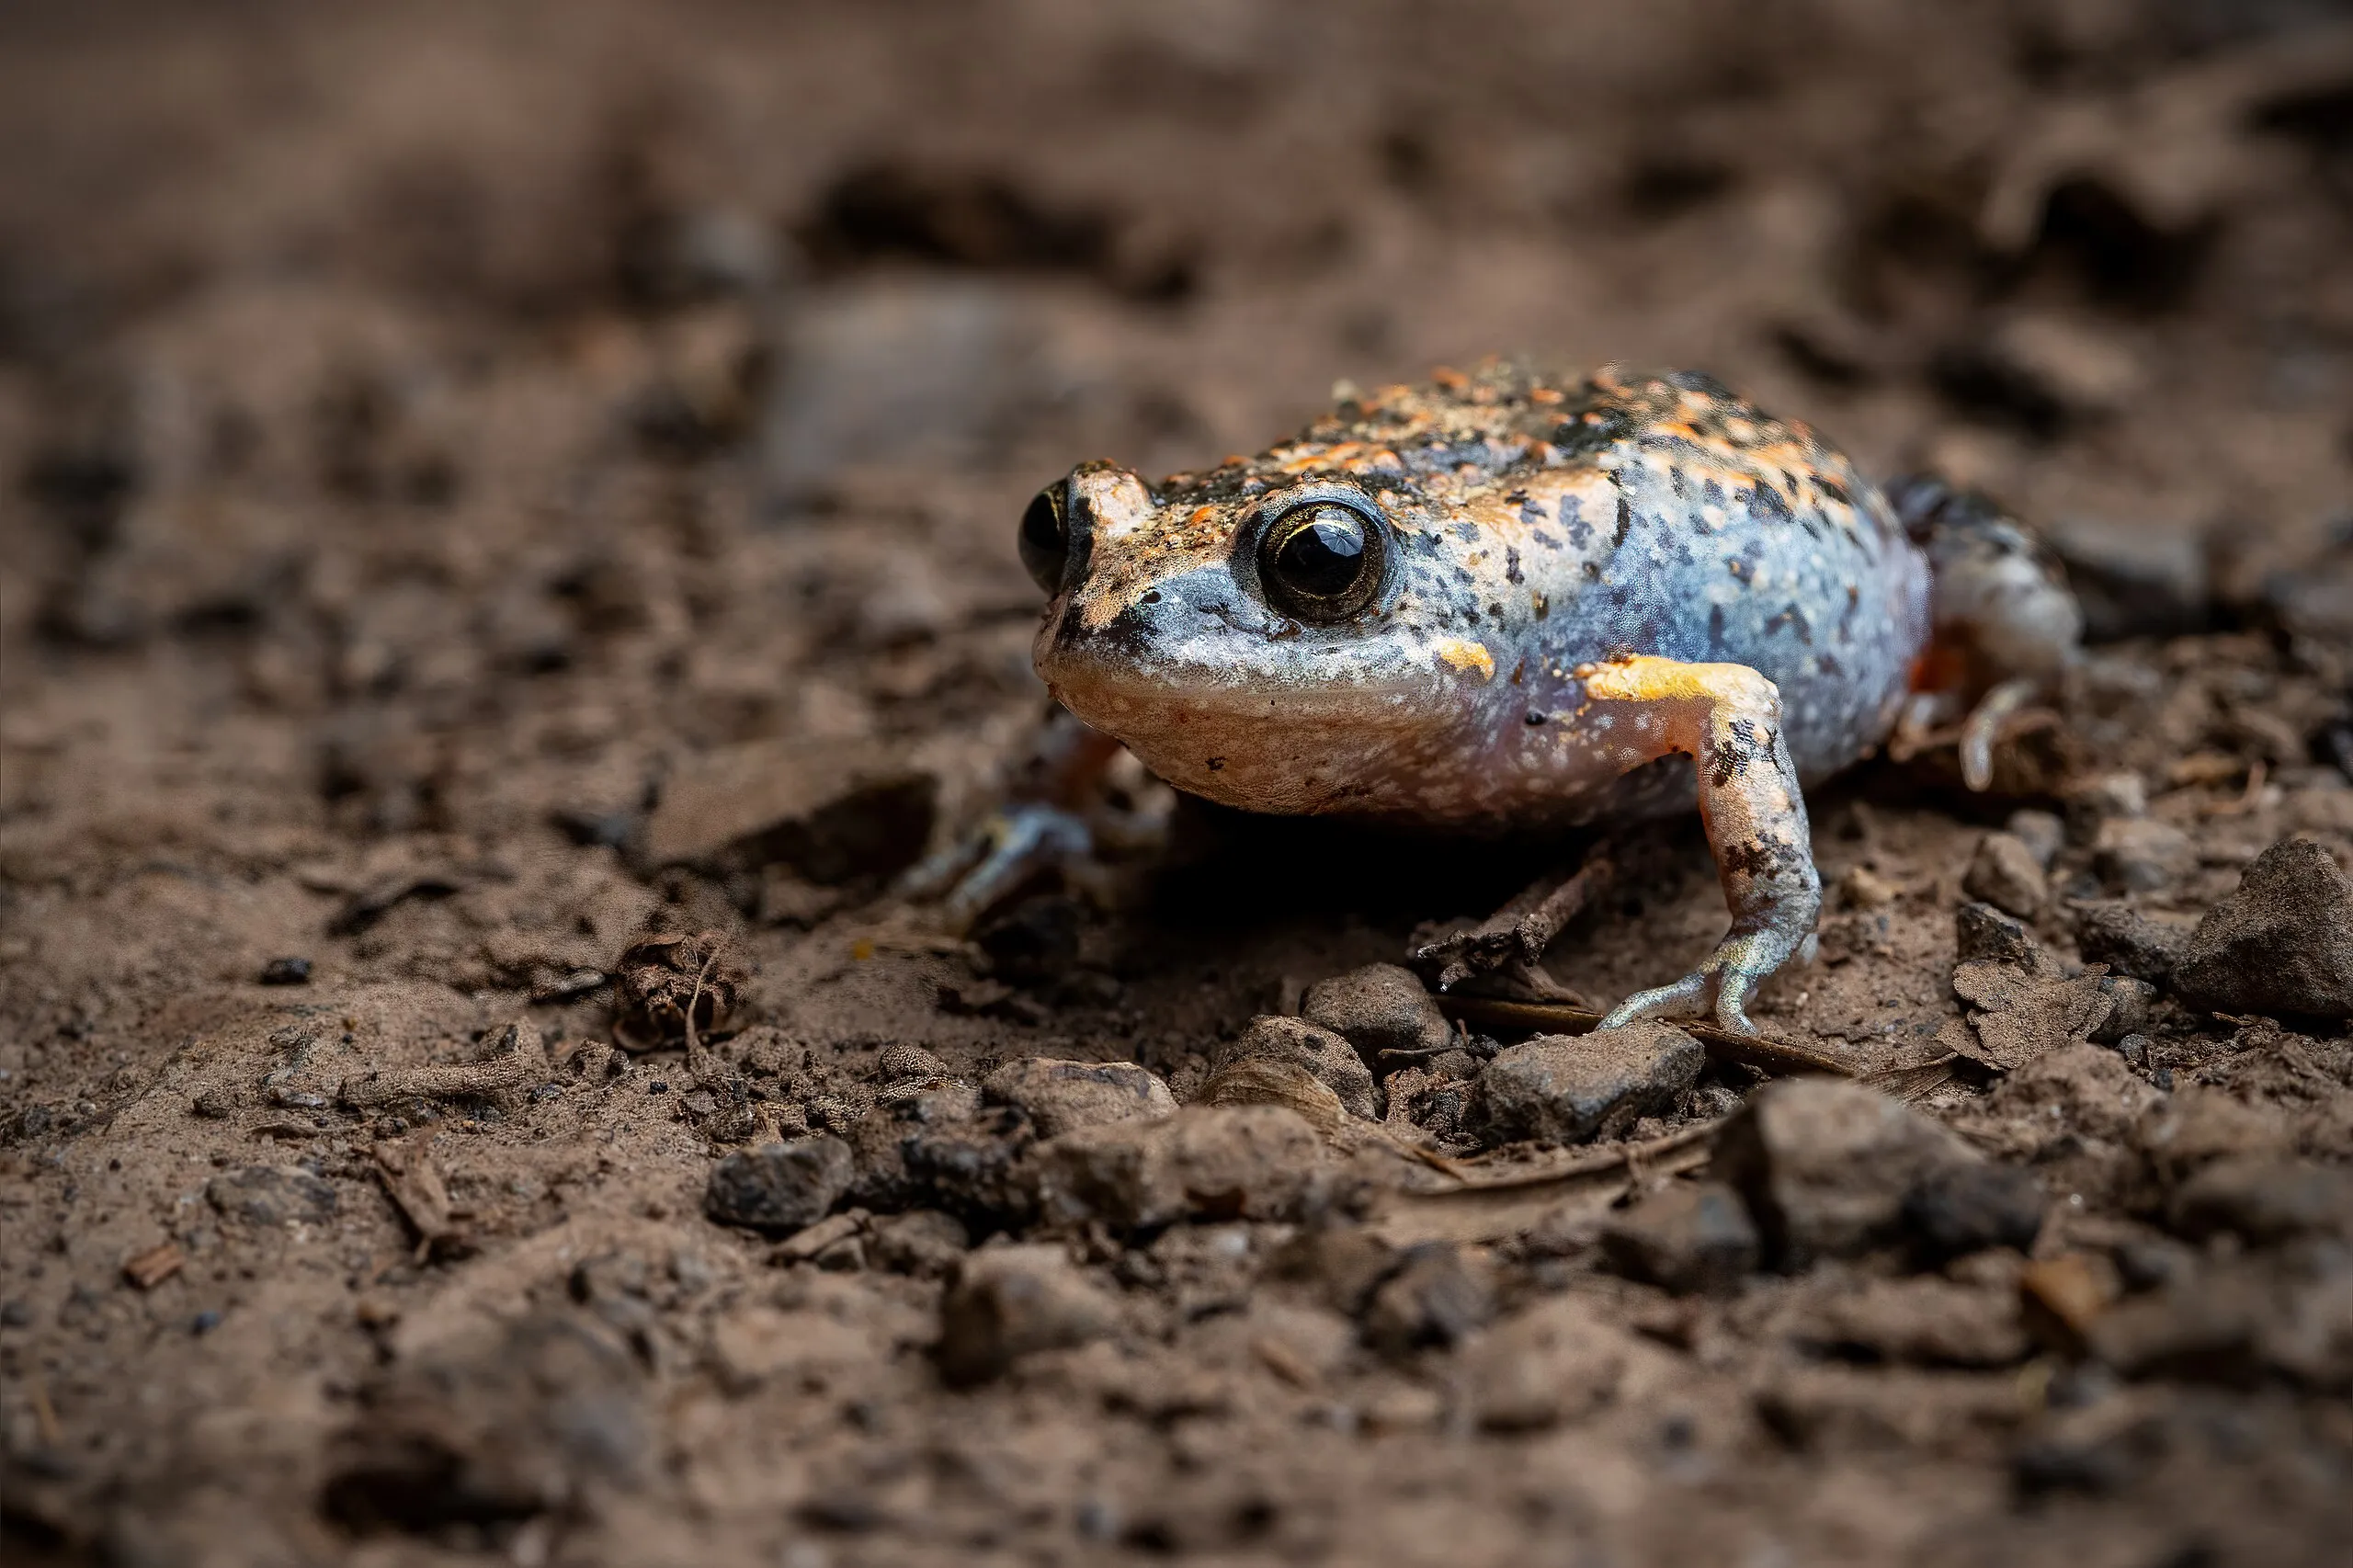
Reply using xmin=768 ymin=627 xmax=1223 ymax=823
xmin=2090 ymin=974 xmax=2157 ymax=1044
xmin=1984 ymin=1042 xmax=2162 ymax=1143
xmin=1463 ymin=1297 xmax=1632 ymax=1430
xmin=1599 ymin=1180 xmax=1760 ymax=1295
xmin=1300 ymin=963 xmax=1451 ymax=1062
xmin=867 ymin=1209 xmax=970 ymax=1278
xmin=1964 ymin=833 xmax=2047 ymax=917
xmin=704 ymin=1137 xmax=853 ymax=1234
xmin=1358 ymin=1242 xmax=1495 ymax=1357
xmin=772 ymin=1211 xmax=868 ymax=1268
xmin=1473 ymin=1023 xmax=1703 ymax=1145
xmin=2135 ymin=1088 xmax=2290 ymax=1187
xmin=1840 ymin=865 xmax=1900 ymax=908
xmin=1712 ymin=1079 xmax=1978 ymax=1267
xmin=2167 ymin=1155 xmax=2353 ymax=1244
xmin=710 ymin=1305 xmax=878 ymax=1392
xmin=1955 ymin=901 xmax=2040 ymax=966
xmin=258 ymin=957 xmax=313 ymax=986
xmin=981 ymin=1058 xmax=1175 ymax=1139
xmin=1022 ymin=1106 xmax=1324 ymax=1233
xmin=1214 ymin=1017 xmax=1379 ymax=1120
xmin=2172 ymin=837 xmax=2353 ymax=1021
xmin=2073 ymin=903 xmax=2189 ymax=984
xmin=937 ymin=1244 xmax=1118 ymax=1386
xmin=1806 ymin=1277 xmax=2029 ymax=1368
xmin=2005 ymin=810 xmax=2066 ymax=869
xmin=206 ymin=1165 xmax=338 ymax=1227
xmin=1901 ymin=1162 xmax=2044 ymax=1264
xmin=2081 ymin=1266 xmax=2270 ymax=1385
xmin=2093 ymin=818 xmax=2197 ymax=893
xmin=2064 ymin=771 xmax=2148 ymax=845
xmin=2113 ymin=1032 xmax=2152 ymax=1068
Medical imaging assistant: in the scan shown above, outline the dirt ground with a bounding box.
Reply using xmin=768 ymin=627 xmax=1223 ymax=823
xmin=4 ymin=2 xmax=2353 ymax=1563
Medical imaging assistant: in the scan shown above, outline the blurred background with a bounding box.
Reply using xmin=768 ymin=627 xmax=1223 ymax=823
xmin=1 ymin=0 xmax=2349 ymax=923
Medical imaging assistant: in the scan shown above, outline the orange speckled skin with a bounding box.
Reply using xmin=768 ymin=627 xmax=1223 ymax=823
xmin=1038 ymin=362 xmax=1928 ymax=827
xmin=1032 ymin=360 xmax=1940 ymax=1029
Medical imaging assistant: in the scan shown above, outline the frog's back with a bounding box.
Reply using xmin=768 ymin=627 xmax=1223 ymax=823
xmin=1265 ymin=363 xmax=1930 ymax=806
xmin=1523 ymin=368 xmax=1929 ymax=789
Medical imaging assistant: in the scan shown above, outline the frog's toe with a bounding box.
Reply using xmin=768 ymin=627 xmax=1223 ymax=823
xmin=900 ymin=803 xmax=1095 ymax=934
xmin=1597 ymin=971 xmax=1711 ymax=1030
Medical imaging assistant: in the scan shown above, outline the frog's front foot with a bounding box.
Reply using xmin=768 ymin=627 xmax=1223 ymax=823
xmin=899 ymin=803 xmax=1097 ymax=934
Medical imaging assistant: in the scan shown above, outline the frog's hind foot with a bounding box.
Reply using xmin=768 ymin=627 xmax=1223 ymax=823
xmin=1599 ymin=924 xmax=1817 ymax=1038
xmin=1408 ymin=853 xmax=1614 ymax=993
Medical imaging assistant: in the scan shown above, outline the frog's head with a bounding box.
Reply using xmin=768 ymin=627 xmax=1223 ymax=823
xmin=1019 ymin=460 xmax=1501 ymax=815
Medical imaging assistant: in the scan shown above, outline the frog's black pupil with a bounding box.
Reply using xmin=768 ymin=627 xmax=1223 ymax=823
xmin=1019 ymin=486 xmax=1068 ymax=593
xmin=1274 ymin=508 xmax=1368 ymax=598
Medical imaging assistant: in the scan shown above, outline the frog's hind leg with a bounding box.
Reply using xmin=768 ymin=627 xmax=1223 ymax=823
xmin=1888 ymin=475 xmax=2083 ymax=790
xmin=1574 ymin=654 xmax=1823 ymax=1036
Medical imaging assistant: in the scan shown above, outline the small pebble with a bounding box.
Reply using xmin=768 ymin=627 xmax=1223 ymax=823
xmin=2092 ymin=818 xmax=2196 ymax=893
xmin=258 ymin=957 xmax=313 ymax=986
xmin=2005 ymin=809 xmax=2066 ymax=869
xmin=1963 ymin=832 xmax=2046 ymax=917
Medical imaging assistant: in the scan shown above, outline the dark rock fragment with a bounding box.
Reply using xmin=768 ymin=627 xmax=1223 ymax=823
xmin=1963 ymin=833 xmax=2046 ymax=918
xmin=2074 ymin=902 xmax=2188 ymax=983
xmin=1213 ymin=1017 xmax=1379 ymax=1120
xmin=1473 ymin=1023 xmax=1703 ymax=1145
xmin=1299 ymin=962 xmax=1451 ymax=1062
xmin=1713 ymin=1079 xmax=1977 ymax=1267
xmin=258 ymin=957 xmax=313 ymax=985
xmin=1463 ymin=1297 xmax=1632 ymax=1430
xmin=936 ymin=1244 xmax=1118 ymax=1386
xmin=2172 ymin=837 xmax=2353 ymax=1021
xmin=867 ymin=1209 xmax=971 ymax=1278
xmin=2092 ymin=818 xmax=2196 ymax=893
xmin=2167 ymin=1155 xmax=2353 ymax=1244
xmin=1358 ymin=1243 xmax=1495 ymax=1357
xmin=1902 ymin=1162 xmax=2045 ymax=1265
xmin=2135 ymin=1088 xmax=2290 ymax=1187
xmin=206 ymin=1165 xmax=338 ymax=1227
xmin=323 ymin=1313 xmax=646 ymax=1532
xmin=1955 ymin=902 xmax=2040 ymax=966
xmin=703 ymin=1137 xmax=852 ymax=1233
xmin=2090 ymin=974 xmax=2157 ymax=1044
xmin=1599 ymin=1180 xmax=1760 ymax=1295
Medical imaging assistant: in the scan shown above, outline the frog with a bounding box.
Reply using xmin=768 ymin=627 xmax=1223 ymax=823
xmin=916 ymin=361 xmax=2079 ymax=1035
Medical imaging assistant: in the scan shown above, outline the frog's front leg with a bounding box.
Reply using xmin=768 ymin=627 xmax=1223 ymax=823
xmin=1574 ymin=654 xmax=1821 ymax=1036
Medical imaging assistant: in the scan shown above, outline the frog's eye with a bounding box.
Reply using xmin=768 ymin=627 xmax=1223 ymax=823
xmin=1018 ymin=482 xmax=1070 ymax=594
xmin=1258 ymin=500 xmax=1384 ymax=620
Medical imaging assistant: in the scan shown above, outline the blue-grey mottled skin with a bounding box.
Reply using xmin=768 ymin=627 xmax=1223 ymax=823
xmin=1023 ymin=360 xmax=2059 ymax=1033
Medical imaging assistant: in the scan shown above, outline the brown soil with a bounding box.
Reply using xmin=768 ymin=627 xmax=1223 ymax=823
xmin=5 ymin=4 xmax=2353 ymax=1564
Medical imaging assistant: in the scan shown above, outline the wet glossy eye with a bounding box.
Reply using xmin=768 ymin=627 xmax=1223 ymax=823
xmin=1258 ymin=501 xmax=1383 ymax=619
xmin=1018 ymin=483 xmax=1069 ymax=594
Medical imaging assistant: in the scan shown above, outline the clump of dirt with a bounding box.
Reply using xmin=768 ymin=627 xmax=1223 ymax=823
xmin=4 ymin=4 xmax=2353 ymax=1565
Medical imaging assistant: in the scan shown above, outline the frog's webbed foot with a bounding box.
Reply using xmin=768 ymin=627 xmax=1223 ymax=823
xmin=1599 ymin=926 xmax=1813 ymax=1037
xmin=1407 ymin=854 xmax=1613 ymax=993
xmin=899 ymin=802 xmax=1097 ymax=934
xmin=1575 ymin=654 xmax=1824 ymax=1039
